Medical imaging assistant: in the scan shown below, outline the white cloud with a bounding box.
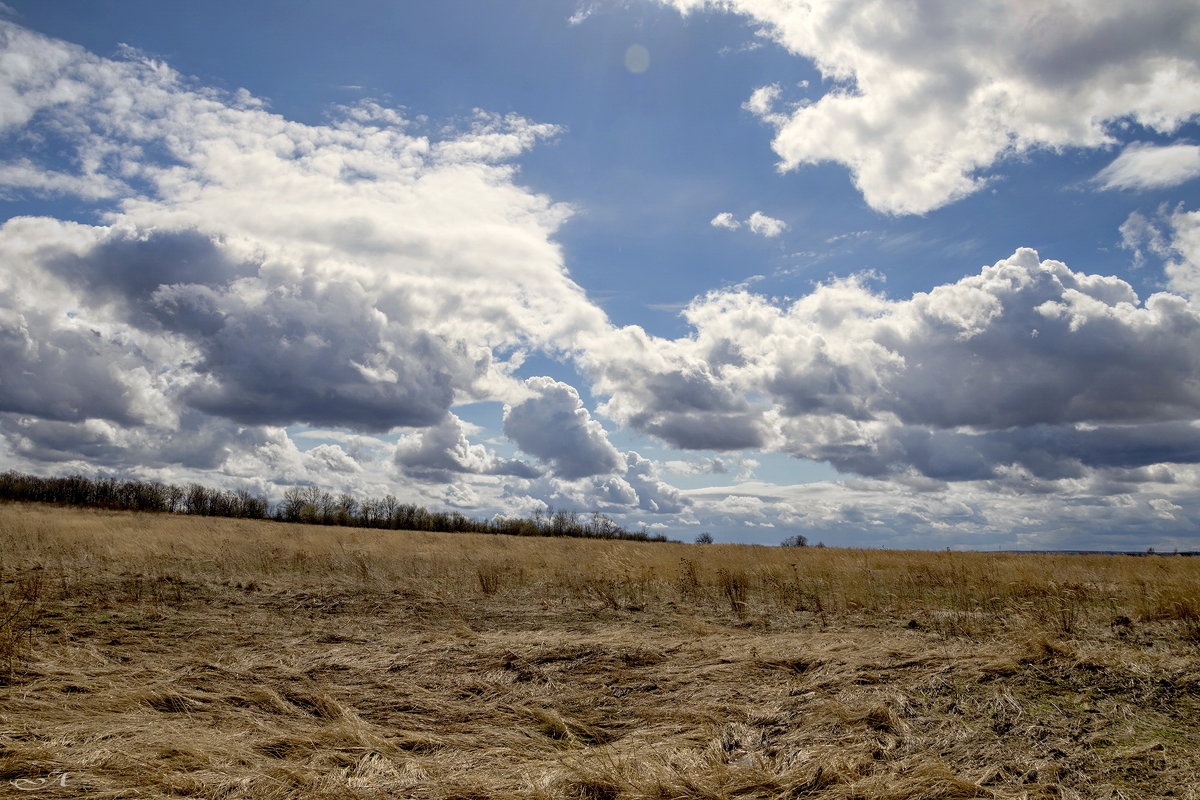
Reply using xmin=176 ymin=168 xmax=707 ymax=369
xmin=718 ymin=40 xmax=764 ymax=57
xmin=1120 ymin=206 xmax=1200 ymax=298
xmin=394 ymin=414 xmax=538 ymax=482
xmin=5 ymin=20 xmax=1200 ymax=546
xmin=304 ymin=443 xmax=362 ymax=475
xmin=0 ymin=158 xmax=125 ymax=199
xmin=1095 ymin=142 xmax=1200 ymax=191
xmin=0 ymin=20 xmax=626 ymax=524
xmin=567 ymin=3 xmax=599 ymax=25
xmin=0 ymin=21 xmax=609 ymax=444
xmin=742 ymin=83 xmax=782 ymax=119
xmin=710 ymin=210 xmax=787 ymax=237
xmin=0 ymin=21 xmax=694 ymax=528
xmin=623 ymin=451 xmax=687 ymax=513
xmin=662 ymin=0 xmax=1200 ymax=214
xmin=682 ymin=468 xmax=1200 ymax=549
xmin=503 ymin=377 xmax=624 ymax=480
xmin=585 ymin=247 xmax=1200 ymax=486
xmin=665 ymin=456 xmax=729 ymax=475
xmin=580 ymin=321 xmax=771 ymax=451
xmin=747 ymin=210 xmax=787 ymax=237
xmin=1162 ymin=208 xmax=1200 ymax=300
xmin=665 ymin=456 xmax=759 ymax=480
xmin=1119 ymin=210 xmax=1171 ymax=268
xmin=710 ymin=211 xmax=740 ymax=229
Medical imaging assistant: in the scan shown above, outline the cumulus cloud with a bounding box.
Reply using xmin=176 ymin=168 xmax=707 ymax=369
xmin=502 ymin=377 xmax=624 ymax=480
xmin=156 ymin=269 xmax=464 ymax=430
xmin=1095 ymin=142 xmax=1200 ymax=191
xmin=746 ymin=211 xmax=787 ymax=237
xmin=1120 ymin=206 xmax=1200 ymax=298
xmin=662 ymin=0 xmax=1200 ymax=214
xmin=581 ymin=324 xmax=771 ymax=451
xmin=501 ymin=450 xmax=689 ymax=517
xmin=0 ymin=21 xmax=609 ymax=474
xmin=1162 ymin=209 xmax=1200 ymax=299
xmin=742 ymin=83 xmax=783 ymax=120
xmin=585 ymin=247 xmax=1200 ymax=483
xmin=304 ymin=443 xmax=362 ymax=475
xmin=394 ymin=414 xmax=538 ymax=482
xmin=710 ymin=211 xmax=740 ymax=230
xmin=5 ymin=20 xmax=1200 ymax=546
xmin=0 ymin=21 xmax=699 ymax=528
xmin=1119 ymin=210 xmax=1172 ymax=268
xmin=623 ymin=451 xmax=687 ymax=513
xmin=0 ymin=158 xmax=124 ymax=199
xmin=684 ymin=467 xmax=1200 ymax=549
xmin=0 ymin=219 xmax=183 ymax=429
xmin=0 ymin=411 xmax=250 ymax=472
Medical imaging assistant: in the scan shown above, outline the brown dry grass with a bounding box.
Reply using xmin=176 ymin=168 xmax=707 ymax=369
xmin=1 ymin=502 xmax=1199 ymax=799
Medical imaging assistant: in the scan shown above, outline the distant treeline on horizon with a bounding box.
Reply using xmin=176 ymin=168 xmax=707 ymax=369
xmin=0 ymin=470 xmax=670 ymax=542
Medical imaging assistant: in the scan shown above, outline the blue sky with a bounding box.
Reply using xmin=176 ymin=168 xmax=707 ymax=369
xmin=2 ymin=0 xmax=1200 ymax=549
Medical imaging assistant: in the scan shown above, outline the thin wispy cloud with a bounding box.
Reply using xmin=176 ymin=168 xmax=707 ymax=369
xmin=567 ymin=2 xmax=599 ymax=26
xmin=1095 ymin=142 xmax=1200 ymax=191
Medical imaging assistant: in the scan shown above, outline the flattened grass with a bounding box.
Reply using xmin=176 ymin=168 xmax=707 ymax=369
xmin=1 ymin=503 xmax=1199 ymax=799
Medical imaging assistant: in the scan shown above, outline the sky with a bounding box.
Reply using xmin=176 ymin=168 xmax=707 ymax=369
xmin=1 ymin=1 xmax=1199 ymax=550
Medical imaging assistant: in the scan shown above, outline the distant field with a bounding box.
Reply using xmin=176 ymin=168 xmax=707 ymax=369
xmin=2 ymin=503 xmax=1199 ymax=799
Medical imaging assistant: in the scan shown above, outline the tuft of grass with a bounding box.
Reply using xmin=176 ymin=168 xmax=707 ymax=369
xmin=477 ymin=561 xmax=505 ymax=596
xmin=1137 ymin=586 xmax=1200 ymax=641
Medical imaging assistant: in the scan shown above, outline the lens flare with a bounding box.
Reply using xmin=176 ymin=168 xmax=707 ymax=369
xmin=624 ymin=43 xmax=650 ymax=74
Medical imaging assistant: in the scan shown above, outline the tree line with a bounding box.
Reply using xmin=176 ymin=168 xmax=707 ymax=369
xmin=0 ymin=471 xmax=668 ymax=542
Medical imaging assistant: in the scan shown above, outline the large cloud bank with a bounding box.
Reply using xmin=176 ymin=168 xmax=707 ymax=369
xmin=2 ymin=19 xmax=1200 ymax=546
xmin=0 ymin=21 xmax=688 ymax=520
xmin=663 ymin=0 xmax=1200 ymax=214
xmin=0 ymin=22 xmax=592 ymax=462
xmin=587 ymin=247 xmax=1200 ymax=483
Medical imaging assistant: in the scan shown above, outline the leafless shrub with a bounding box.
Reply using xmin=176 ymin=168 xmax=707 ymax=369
xmin=717 ymin=567 xmax=749 ymax=615
xmin=586 ymin=577 xmax=622 ymax=610
xmin=477 ymin=562 xmax=503 ymax=596
xmin=676 ymin=557 xmax=703 ymax=601
xmin=0 ymin=572 xmax=43 ymax=684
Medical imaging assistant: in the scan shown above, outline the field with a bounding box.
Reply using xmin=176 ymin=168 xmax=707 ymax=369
xmin=2 ymin=504 xmax=1199 ymax=799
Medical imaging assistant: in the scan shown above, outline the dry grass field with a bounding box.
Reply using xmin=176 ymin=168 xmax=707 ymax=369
xmin=2 ymin=503 xmax=1199 ymax=799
